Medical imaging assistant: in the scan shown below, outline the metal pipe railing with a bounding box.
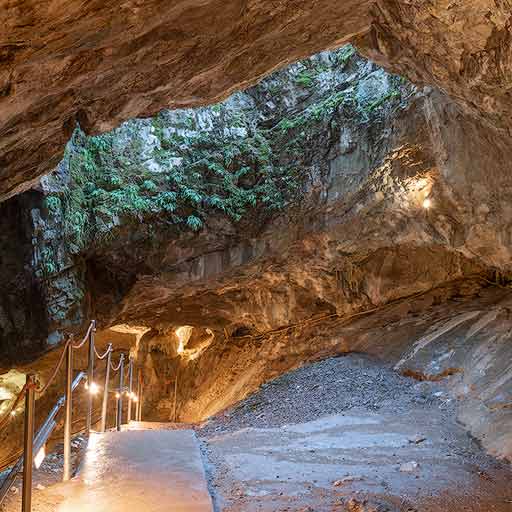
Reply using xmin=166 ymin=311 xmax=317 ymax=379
xmin=0 ymin=319 xmax=142 ymax=512
xmin=63 ymin=343 xmax=73 ymax=481
xmin=85 ymin=319 xmax=96 ymax=436
xmin=135 ymin=369 xmax=144 ymax=422
xmin=100 ymin=344 xmax=112 ymax=433
xmin=0 ymin=371 xmax=86 ymax=507
xmin=21 ymin=375 xmax=35 ymax=512
xmin=116 ymin=355 xmax=125 ymax=431
xmin=127 ymin=357 xmax=134 ymax=423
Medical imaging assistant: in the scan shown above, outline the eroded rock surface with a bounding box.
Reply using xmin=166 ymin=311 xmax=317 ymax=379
xmin=0 ymin=0 xmax=371 ymax=200
xmin=1 ymin=1 xmax=512 ymax=200
xmin=1 ymin=47 xmax=512 ymax=465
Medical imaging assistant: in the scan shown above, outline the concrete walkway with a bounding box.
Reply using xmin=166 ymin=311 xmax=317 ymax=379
xmin=54 ymin=429 xmax=213 ymax=512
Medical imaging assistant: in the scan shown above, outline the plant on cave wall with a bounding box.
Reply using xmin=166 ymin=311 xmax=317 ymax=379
xmin=51 ymin=105 xmax=304 ymax=252
xmin=44 ymin=44 xmax=411 ymax=255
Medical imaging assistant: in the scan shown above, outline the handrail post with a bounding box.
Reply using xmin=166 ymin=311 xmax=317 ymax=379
xmin=63 ymin=342 xmax=73 ymax=481
xmin=127 ymin=357 xmax=133 ymax=423
xmin=135 ymin=369 xmax=140 ymax=421
xmin=22 ymin=374 xmax=36 ymax=512
xmin=136 ymin=369 xmax=142 ymax=421
xmin=86 ymin=320 xmax=96 ymax=435
xmin=100 ymin=344 xmax=112 ymax=433
xmin=116 ymin=354 xmax=125 ymax=431
xmin=138 ymin=371 xmax=143 ymax=422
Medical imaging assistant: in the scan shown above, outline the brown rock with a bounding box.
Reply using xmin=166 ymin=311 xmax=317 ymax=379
xmin=1 ymin=1 xmax=511 ymax=200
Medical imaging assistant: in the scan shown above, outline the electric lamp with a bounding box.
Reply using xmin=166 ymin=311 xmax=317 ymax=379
xmin=89 ymin=382 xmax=99 ymax=395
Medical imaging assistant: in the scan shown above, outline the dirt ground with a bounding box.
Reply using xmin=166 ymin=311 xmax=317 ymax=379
xmin=197 ymin=354 xmax=512 ymax=512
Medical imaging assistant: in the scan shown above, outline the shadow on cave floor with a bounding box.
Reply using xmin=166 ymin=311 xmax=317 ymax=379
xmin=197 ymin=354 xmax=512 ymax=512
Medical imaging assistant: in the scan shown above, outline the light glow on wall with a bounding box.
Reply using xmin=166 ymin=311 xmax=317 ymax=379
xmin=34 ymin=445 xmax=46 ymax=469
xmin=89 ymin=382 xmax=100 ymax=395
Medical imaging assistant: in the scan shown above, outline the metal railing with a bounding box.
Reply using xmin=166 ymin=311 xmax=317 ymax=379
xmin=0 ymin=320 xmax=145 ymax=511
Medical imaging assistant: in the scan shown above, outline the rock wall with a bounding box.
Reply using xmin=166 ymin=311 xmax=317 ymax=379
xmin=3 ymin=47 xmax=512 ymax=364
xmin=153 ymin=280 xmax=512 ymax=461
xmin=114 ymin=50 xmax=512 ymax=460
xmin=1 ymin=48 xmax=419 ymax=357
xmin=0 ymin=192 xmax=48 ymax=364
xmin=1 ymin=1 xmax=511 ymax=202
xmin=1 ymin=46 xmax=512 ymax=462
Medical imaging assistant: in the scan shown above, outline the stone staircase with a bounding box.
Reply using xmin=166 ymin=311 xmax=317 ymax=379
xmin=122 ymin=420 xmax=196 ymax=431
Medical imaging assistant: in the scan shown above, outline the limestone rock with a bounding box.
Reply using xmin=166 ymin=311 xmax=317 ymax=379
xmin=399 ymin=461 xmax=419 ymax=473
xmin=1 ymin=1 xmax=511 ymax=201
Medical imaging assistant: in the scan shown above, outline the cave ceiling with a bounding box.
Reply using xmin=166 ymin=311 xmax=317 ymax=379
xmin=1 ymin=0 xmax=511 ymax=201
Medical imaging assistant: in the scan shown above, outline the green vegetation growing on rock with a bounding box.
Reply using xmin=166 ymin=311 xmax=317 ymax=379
xmin=38 ymin=247 xmax=58 ymax=277
xmin=295 ymin=70 xmax=315 ymax=88
xmin=30 ymin=44 xmax=415 ymax=341
xmin=275 ymin=90 xmax=348 ymax=134
xmin=43 ymin=196 xmax=61 ymax=215
xmin=45 ymin=45 xmax=411 ymax=256
xmin=55 ymin=104 xmax=304 ymax=252
xmin=335 ymin=45 xmax=356 ymax=67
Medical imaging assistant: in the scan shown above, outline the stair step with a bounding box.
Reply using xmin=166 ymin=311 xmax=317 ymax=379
xmin=122 ymin=420 xmax=197 ymax=431
xmin=55 ymin=430 xmax=213 ymax=511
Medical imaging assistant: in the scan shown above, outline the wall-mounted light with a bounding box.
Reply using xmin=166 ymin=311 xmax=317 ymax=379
xmin=115 ymin=392 xmax=121 ymax=399
xmin=88 ymin=382 xmax=99 ymax=395
xmin=422 ymin=198 xmax=432 ymax=209
xmin=10 ymin=410 xmax=16 ymax=417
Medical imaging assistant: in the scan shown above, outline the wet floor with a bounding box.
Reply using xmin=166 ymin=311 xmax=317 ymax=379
xmin=200 ymin=356 xmax=512 ymax=511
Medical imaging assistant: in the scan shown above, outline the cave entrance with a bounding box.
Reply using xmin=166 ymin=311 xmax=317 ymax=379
xmin=1 ymin=29 xmax=512 ymax=511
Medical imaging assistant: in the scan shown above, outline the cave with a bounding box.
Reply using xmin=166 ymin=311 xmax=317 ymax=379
xmin=1 ymin=2 xmax=512 ymax=511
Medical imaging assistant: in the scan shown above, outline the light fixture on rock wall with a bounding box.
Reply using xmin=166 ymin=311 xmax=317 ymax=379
xmin=422 ymin=197 xmax=432 ymax=209
xmin=88 ymin=382 xmax=100 ymax=395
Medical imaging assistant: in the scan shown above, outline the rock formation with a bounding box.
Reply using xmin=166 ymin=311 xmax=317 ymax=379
xmin=1 ymin=44 xmax=511 ymax=462
xmin=1 ymin=1 xmax=511 ymax=201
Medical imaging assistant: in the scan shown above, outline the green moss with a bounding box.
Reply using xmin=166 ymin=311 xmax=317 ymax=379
xmin=39 ymin=247 xmax=58 ymax=276
xmin=44 ymin=196 xmax=62 ymax=215
xmin=275 ymin=90 xmax=347 ymax=134
xmin=295 ymin=70 xmax=315 ymax=88
xmin=365 ymin=89 xmax=401 ymax=112
xmin=335 ymin=45 xmax=356 ymax=67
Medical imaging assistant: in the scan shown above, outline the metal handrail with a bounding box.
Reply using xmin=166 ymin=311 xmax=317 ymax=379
xmin=72 ymin=321 xmax=95 ymax=350
xmin=0 ymin=372 xmax=85 ymax=507
xmin=0 ymin=319 xmax=144 ymax=512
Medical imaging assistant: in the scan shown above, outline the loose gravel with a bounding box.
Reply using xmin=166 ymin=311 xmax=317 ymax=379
xmin=199 ymin=353 xmax=448 ymax=437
